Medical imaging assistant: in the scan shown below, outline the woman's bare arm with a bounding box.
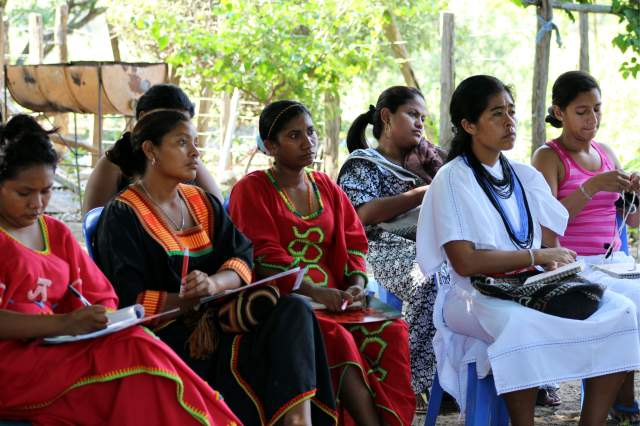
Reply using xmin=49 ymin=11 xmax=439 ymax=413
xmin=356 ymin=186 xmax=426 ymax=225
xmin=82 ymin=156 xmax=123 ymax=214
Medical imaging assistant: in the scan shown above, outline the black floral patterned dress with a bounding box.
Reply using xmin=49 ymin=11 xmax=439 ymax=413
xmin=338 ymin=148 xmax=445 ymax=394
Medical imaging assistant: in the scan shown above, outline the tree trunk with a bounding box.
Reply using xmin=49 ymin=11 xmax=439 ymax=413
xmin=439 ymin=12 xmax=455 ymax=151
xmin=107 ymin=21 xmax=121 ymax=62
xmin=531 ymin=0 xmax=552 ymax=156
xmin=323 ymin=90 xmax=340 ymax=179
xmin=54 ymin=5 xmax=69 ymax=135
xmin=196 ymin=84 xmax=214 ymax=138
xmin=217 ymin=88 xmax=240 ymax=175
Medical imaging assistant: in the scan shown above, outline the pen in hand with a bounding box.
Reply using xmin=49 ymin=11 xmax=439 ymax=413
xmin=69 ymin=285 xmax=92 ymax=307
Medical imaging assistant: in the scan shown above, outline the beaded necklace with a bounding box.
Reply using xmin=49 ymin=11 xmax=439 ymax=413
xmin=265 ymin=168 xmax=324 ymax=219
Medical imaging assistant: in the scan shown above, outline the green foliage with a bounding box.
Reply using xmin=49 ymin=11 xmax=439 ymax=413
xmin=612 ymin=0 xmax=640 ymax=78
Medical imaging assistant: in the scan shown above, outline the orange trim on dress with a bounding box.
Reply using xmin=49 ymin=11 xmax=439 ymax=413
xmin=136 ymin=290 xmax=167 ymax=317
xmin=219 ymin=258 xmax=252 ymax=284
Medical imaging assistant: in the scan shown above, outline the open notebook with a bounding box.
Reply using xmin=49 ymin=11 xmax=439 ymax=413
xmin=523 ymin=261 xmax=584 ymax=285
xmin=592 ymin=263 xmax=640 ymax=279
xmin=43 ymin=305 xmax=180 ymax=344
xmin=299 ymin=294 xmax=402 ymax=324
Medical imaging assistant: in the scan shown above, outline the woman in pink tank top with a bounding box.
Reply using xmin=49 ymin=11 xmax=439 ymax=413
xmin=533 ymin=70 xmax=640 ymax=424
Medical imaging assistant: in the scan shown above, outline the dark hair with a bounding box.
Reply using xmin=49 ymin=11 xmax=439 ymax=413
xmin=545 ymin=71 xmax=600 ymax=128
xmin=346 ymin=86 xmax=424 ymax=153
xmin=107 ymin=85 xmax=195 ymax=170
xmin=135 ymin=84 xmax=195 ymax=119
xmin=447 ymin=75 xmax=514 ymax=162
xmin=107 ymin=110 xmax=190 ymax=177
xmin=0 ymin=115 xmax=58 ymax=182
xmin=258 ymin=100 xmax=311 ymax=142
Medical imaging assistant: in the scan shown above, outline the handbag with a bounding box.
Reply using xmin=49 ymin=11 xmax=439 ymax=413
xmin=471 ymin=270 xmax=604 ymax=320
xmin=378 ymin=207 xmax=420 ymax=241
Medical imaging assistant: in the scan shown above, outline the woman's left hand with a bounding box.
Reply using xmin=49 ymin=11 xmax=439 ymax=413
xmin=180 ymin=270 xmax=222 ymax=299
xmin=629 ymin=172 xmax=640 ymax=193
xmin=345 ymin=285 xmax=366 ymax=304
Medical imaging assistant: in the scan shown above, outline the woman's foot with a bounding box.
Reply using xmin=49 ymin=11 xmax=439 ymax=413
xmin=609 ymin=401 xmax=640 ymax=425
xmin=536 ymin=387 xmax=561 ymax=407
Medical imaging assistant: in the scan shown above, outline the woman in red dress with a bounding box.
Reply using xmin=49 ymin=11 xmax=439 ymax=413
xmin=229 ymin=101 xmax=415 ymax=426
xmin=0 ymin=115 xmax=239 ymax=426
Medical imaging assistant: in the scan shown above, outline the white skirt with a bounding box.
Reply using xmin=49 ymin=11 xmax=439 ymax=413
xmin=434 ymin=273 xmax=640 ymax=412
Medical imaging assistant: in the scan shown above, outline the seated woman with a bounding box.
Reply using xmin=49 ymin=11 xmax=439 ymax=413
xmin=94 ymin=110 xmax=336 ymax=426
xmin=0 ymin=115 xmax=238 ymax=425
xmin=337 ymin=86 xmax=446 ymax=402
xmin=229 ymin=101 xmax=415 ymax=426
xmin=532 ymin=70 xmax=640 ymax=424
xmin=82 ymin=83 xmax=222 ymax=214
xmin=416 ymin=75 xmax=640 ymax=426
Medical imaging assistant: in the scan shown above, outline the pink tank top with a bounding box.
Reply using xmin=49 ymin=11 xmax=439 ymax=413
xmin=546 ymin=139 xmax=620 ymax=255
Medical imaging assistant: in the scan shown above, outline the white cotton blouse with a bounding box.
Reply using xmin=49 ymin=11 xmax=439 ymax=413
xmin=415 ymin=155 xmax=640 ymax=409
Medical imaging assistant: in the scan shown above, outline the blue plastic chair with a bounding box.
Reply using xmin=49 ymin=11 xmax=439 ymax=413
xmin=425 ymin=363 xmax=509 ymax=426
xmin=82 ymin=207 xmax=104 ymax=260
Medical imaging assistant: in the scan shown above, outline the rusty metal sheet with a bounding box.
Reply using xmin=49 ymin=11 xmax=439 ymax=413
xmin=64 ymin=63 xmax=119 ymax=114
xmin=6 ymin=65 xmax=54 ymax=112
xmin=35 ymin=65 xmax=85 ymax=112
xmin=102 ymin=63 xmax=167 ymax=116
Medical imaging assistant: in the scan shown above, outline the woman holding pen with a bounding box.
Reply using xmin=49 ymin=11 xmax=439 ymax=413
xmin=94 ymin=109 xmax=337 ymax=426
xmin=0 ymin=115 xmax=239 ymax=425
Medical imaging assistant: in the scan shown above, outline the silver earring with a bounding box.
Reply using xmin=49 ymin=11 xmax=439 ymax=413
xmin=151 ymin=157 xmax=157 ymax=166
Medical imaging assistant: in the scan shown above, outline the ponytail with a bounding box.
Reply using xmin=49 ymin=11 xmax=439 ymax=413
xmin=345 ymin=107 xmax=374 ymax=153
xmin=106 ymin=132 xmax=143 ymax=177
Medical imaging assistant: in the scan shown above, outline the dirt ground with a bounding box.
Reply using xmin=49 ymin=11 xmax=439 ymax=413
xmin=412 ymin=379 xmax=635 ymax=425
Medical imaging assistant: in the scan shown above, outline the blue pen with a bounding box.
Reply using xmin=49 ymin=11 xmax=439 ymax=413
xmin=69 ymin=285 xmax=92 ymax=307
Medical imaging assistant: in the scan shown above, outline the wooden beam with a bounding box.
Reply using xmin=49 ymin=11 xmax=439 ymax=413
xmin=521 ymin=0 xmax=614 ymax=14
xmin=531 ymin=0 xmax=552 ymax=156
xmin=579 ymin=11 xmax=589 ymax=72
xmin=28 ymin=13 xmax=44 ymax=64
xmin=439 ymin=12 xmax=455 ymax=150
xmin=54 ymin=4 xmax=68 ymax=63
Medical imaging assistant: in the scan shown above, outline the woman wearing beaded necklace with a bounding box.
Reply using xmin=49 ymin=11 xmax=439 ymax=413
xmin=229 ymin=100 xmax=415 ymax=426
xmin=416 ymin=75 xmax=640 ymax=425
xmin=94 ymin=110 xmax=337 ymax=426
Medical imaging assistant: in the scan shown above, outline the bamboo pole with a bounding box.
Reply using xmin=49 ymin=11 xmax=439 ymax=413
xmin=54 ymin=4 xmax=68 ymax=62
xmin=439 ymin=12 xmax=455 ymax=150
xmin=579 ymin=11 xmax=590 ymax=72
xmin=28 ymin=13 xmax=44 ymax=64
xmin=531 ymin=0 xmax=553 ymax=156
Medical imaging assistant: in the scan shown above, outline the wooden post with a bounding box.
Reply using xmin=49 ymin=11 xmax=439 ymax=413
xmin=28 ymin=13 xmax=44 ymax=64
xmin=54 ymin=4 xmax=68 ymax=62
xmin=217 ymin=88 xmax=239 ymax=175
xmin=323 ymin=90 xmax=340 ymax=178
xmin=107 ymin=22 xmax=121 ymax=62
xmin=579 ymin=11 xmax=590 ymax=72
xmin=531 ymin=0 xmax=552 ymax=156
xmin=439 ymin=12 xmax=455 ymax=150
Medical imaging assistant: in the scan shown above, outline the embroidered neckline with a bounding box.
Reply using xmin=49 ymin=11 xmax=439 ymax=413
xmin=265 ymin=169 xmax=324 ymax=220
xmin=0 ymin=215 xmax=50 ymax=255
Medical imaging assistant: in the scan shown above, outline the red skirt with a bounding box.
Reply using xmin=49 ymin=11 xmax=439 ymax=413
xmin=0 ymin=327 xmax=240 ymax=426
xmin=316 ymin=317 xmax=415 ymax=426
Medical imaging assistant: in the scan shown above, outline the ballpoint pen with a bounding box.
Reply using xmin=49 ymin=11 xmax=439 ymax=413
xmin=68 ymin=285 xmax=92 ymax=307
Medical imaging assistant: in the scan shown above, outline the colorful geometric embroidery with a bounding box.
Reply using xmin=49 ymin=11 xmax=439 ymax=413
xmin=265 ymin=169 xmax=324 ymax=220
xmin=117 ymin=184 xmax=214 ymax=257
xmin=348 ymin=321 xmax=393 ymax=382
xmin=286 ymin=226 xmax=329 ymax=287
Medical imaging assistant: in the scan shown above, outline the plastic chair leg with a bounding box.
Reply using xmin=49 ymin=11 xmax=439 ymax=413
xmin=424 ymin=373 xmax=444 ymax=426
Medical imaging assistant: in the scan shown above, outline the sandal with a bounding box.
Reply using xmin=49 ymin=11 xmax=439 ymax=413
xmin=536 ymin=387 xmax=561 ymax=407
xmin=415 ymin=393 xmax=427 ymax=415
xmin=610 ymin=401 xmax=640 ymax=425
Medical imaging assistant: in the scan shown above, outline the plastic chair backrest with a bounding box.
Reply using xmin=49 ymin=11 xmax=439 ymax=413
xmin=82 ymin=206 xmax=104 ymax=260
xmin=616 ymin=213 xmax=629 ymax=255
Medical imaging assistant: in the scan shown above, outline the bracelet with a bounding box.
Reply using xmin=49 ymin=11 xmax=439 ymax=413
xmin=579 ymin=184 xmax=592 ymax=200
xmin=528 ymin=249 xmax=535 ymax=267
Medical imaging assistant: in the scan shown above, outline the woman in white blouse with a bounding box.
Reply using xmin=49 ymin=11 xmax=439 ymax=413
xmin=416 ymin=75 xmax=640 ymax=426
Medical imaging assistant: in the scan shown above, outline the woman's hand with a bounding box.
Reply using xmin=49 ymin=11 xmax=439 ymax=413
xmin=312 ymin=287 xmax=353 ymax=312
xmin=629 ymin=172 xmax=640 ymax=193
xmin=585 ymin=171 xmax=631 ymax=195
xmin=345 ymin=285 xmax=366 ymax=305
xmin=61 ymin=305 xmax=108 ymax=336
xmin=180 ymin=270 xmax=223 ymax=299
xmin=533 ymin=247 xmax=577 ymax=270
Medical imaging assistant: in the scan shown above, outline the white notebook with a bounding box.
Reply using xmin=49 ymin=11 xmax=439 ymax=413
xmin=592 ymin=263 xmax=640 ymax=279
xmin=43 ymin=305 xmax=179 ymax=344
xmin=523 ymin=261 xmax=584 ymax=285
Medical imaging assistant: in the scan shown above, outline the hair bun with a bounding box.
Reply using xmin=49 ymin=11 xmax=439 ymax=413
xmin=366 ymin=105 xmax=376 ymax=125
xmin=545 ymin=106 xmax=563 ymax=128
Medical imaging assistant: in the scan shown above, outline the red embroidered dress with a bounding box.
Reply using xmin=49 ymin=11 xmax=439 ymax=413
xmin=0 ymin=215 xmax=239 ymax=425
xmin=230 ymin=170 xmax=415 ymax=426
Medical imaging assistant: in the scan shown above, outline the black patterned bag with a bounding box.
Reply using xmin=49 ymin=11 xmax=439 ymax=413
xmin=471 ymin=271 xmax=604 ymax=320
